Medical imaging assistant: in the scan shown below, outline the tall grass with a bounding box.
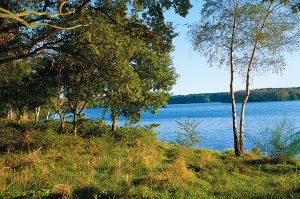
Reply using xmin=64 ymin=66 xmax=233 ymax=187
xmin=0 ymin=120 xmax=299 ymax=198
xmin=254 ymin=120 xmax=300 ymax=158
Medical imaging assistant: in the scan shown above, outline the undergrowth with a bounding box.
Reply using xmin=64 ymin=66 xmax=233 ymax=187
xmin=0 ymin=120 xmax=299 ymax=198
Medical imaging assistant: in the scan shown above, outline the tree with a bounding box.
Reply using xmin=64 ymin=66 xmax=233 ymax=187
xmin=0 ymin=56 xmax=61 ymax=123
xmin=0 ymin=0 xmax=191 ymax=65
xmin=0 ymin=61 xmax=30 ymax=123
xmin=0 ymin=0 xmax=90 ymax=65
xmin=72 ymin=8 xmax=177 ymax=131
xmin=1 ymin=0 xmax=191 ymax=136
xmin=0 ymin=1 xmax=83 ymax=31
xmin=49 ymin=52 xmax=98 ymax=135
xmin=189 ymin=0 xmax=300 ymax=156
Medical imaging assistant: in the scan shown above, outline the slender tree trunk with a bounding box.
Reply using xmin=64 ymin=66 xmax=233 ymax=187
xmin=35 ymin=106 xmax=41 ymax=123
xmin=58 ymin=112 xmax=65 ymax=131
xmin=230 ymin=71 xmax=241 ymax=156
xmin=73 ymin=109 xmax=78 ymax=136
xmin=5 ymin=107 xmax=13 ymax=120
xmin=229 ymin=2 xmax=241 ymax=156
xmin=111 ymin=110 xmax=117 ymax=131
xmin=5 ymin=108 xmax=9 ymax=119
xmin=239 ymin=45 xmax=256 ymax=154
xmin=61 ymin=117 xmax=65 ymax=130
xmin=238 ymin=2 xmax=271 ymax=154
xmin=46 ymin=109 xmax=50 ymax=120
xmin=17 ymin=107 xmax=24 ymax=125
xmin=239 ymin=66 xmax=252 ymax=153
xmin=9 ymin=108 xmax=13 ymax=119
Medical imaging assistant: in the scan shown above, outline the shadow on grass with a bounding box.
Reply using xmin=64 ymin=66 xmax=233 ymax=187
xmin=244 ymin=157 xmax=299 ymax=175
xmin=12 ymin=187 xmax=124 ymax=199
xmin=72 ymin=186 xmax=122 ymax=199
xmin=13 ymin=193 xmax=64 ymax=199
xmin=249 ymin=187 xmax=300 ymax=199
xmin=244 ymin=157 xmax=297 ymax=165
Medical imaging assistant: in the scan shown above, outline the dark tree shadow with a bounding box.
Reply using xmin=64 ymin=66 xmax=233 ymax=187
xmin=244 ymin=158 xmax=299 ymax=175
xmin=244 ymin=157 xmax=297 ymax=166
xmin=72 ymin=186 xmax=122 ymax=199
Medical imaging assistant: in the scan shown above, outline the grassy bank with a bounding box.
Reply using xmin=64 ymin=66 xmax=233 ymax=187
xmin=0 ymin=121 xmax=299 ymax=198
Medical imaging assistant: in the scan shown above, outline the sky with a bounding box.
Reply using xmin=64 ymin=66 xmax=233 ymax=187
xmin=164 ymin=1 xmax=300 ymax=95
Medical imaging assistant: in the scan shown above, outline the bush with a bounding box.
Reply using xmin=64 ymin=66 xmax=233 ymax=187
xmin=77 ymin=119 xmax=109 ymax=138
xmin=175 ymin=118 xmax=202 ymax=148
xmin=112 ymin=126 xmax=157 ymax=146
xmin=254 ymin=120 xmax=300 ymax=158
xmin=0 ymin=126 xmax=21 ymax=152
xmin=33 ymin=120 xmax=62 ymax=132
xmin=0 ymin=120 xmax=64 ymax=152
xmin=31 ymin=129 xmax=59 ymax=150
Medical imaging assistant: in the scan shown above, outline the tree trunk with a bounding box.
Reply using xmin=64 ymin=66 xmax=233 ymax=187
xmin=58 ymin=112 xmax=65 ymax=131
xmin=17 ymin=107 xmax=24 ymax=124
xmin=239 ymin=68 xmax=251 ymax=154
xmin=229 ymin=3 xmax=241 ymax=156
xmin=73 ymin=110 xmax=78 ymax=136
xmin=230 ymin=72 xmax=241 ymax=156
xmin=9 ymin=108 xmax=13 ymax=119
xmin=46 ymin=109 xmax=50 ymax=120
xmin=35 ymin=106 xmax=41 ymax=123
xmin=5 ymin=108 xmax=13 ymax=120
xmin=239 ymin=44 xmax=256 ymax=154
xmin=238 ymin=1 xmax=271 ymax=154
xmin=111 ymin=110 xmax=117 ymax=131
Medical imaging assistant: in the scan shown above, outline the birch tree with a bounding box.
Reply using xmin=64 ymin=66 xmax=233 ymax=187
xmin=189 ymin=0 xmax=300 ymax=156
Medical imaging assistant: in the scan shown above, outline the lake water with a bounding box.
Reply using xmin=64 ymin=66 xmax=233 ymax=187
xmin=81 ymin=101 xmax=300 ymax=152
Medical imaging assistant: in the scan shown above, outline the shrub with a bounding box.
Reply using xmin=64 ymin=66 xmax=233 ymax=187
xmin=175 ymin=118 xmax=202 ymax=148
xmin=18 ymin=129 xmax=59 ymax=152
xmin=0 ymin=126 xmax=21 ymax=152
xmin=33 ymin=120 xmax=62 ymax=132
xmin=112 ymin=127 xmax=157 ymax=146
xmin=254 ymin=120 xmax=300 ymax=158
xmin=77 ymin=120 xmax=109 ymax=138
xmin=34 ymin=129 xmax=59 ymax=149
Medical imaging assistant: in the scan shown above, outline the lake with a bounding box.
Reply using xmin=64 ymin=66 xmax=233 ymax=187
xmin=81 ymin=100 xmax=300 ymax=152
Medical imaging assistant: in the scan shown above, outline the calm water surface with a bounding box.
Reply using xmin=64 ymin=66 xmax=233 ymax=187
xmin=82 ymin=101 xmax=300 ymax=151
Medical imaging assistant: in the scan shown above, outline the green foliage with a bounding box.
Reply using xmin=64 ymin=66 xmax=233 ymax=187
xmin=77 ymin=120 xmax=109 ymax=138
xmin=0 ymin=0 xmax=190 ymax=128
xmin=0 ymin=126 xmax=60 ymax=152
xmin=254 ymin=120 xmax=300 ymax=158
xmin=175 ymin=118 xmax=202 ymax=148
xmin=0 ymin=125 xmax=21 ymax=151
xmin=111 ymin=126 xmax=157 ymax=146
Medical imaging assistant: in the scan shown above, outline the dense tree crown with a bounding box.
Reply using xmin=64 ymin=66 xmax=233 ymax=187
xmin=0 ymin=0 xmax=191 ymax=132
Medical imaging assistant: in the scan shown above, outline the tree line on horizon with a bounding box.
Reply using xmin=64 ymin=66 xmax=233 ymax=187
xmin=168 ymin=87 xmax=300 ymax=104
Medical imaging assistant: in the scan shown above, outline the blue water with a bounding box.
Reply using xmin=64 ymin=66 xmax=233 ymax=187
xmin=78 ymin=101 xmax=300 ymax=151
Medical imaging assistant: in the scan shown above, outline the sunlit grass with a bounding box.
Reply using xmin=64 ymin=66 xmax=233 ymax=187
xmin=0 ymin=121 xmax=299 ymax=198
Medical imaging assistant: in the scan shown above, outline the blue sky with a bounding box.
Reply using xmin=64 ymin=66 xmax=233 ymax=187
xmin=165 ymin=1 xmax=300 ymax=95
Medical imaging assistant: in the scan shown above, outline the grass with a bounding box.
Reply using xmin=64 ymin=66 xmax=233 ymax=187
xmin=0 ymin=120 xmax=299 ymax=198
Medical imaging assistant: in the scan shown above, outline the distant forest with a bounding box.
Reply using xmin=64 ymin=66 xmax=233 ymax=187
xmin=168 ymin=87 xmax=300 ymax=104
